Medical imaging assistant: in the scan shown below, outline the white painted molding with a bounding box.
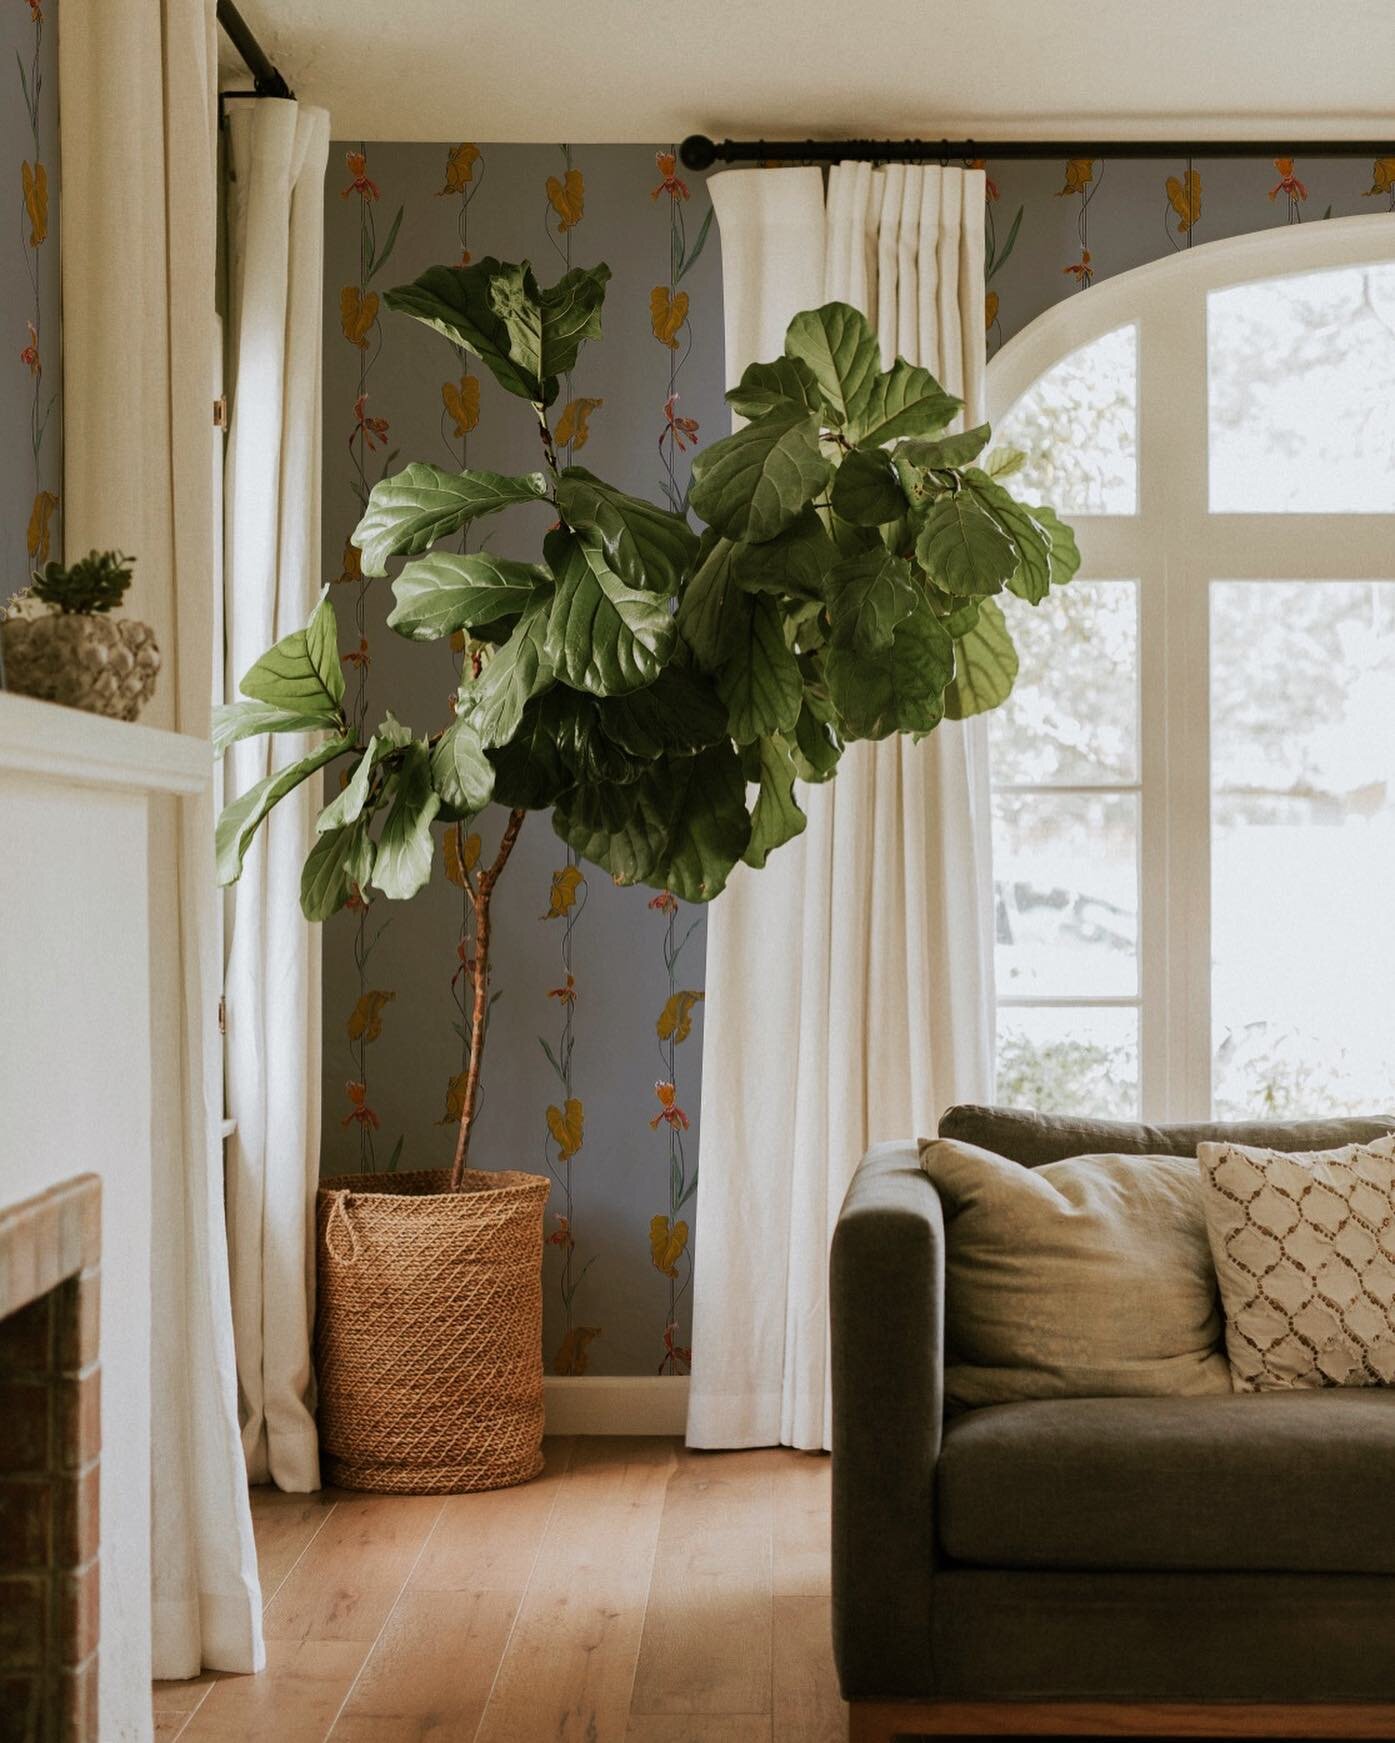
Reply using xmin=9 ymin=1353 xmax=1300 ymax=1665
xmin=0 ymin=692 xmax=211 ymax=795
xmin=543 ymin=1375 xmax=690 ymax=1437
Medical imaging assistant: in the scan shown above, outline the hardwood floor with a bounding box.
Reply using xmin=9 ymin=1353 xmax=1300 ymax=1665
xmin=152 ymin=1438 xmax=847 ymax=1743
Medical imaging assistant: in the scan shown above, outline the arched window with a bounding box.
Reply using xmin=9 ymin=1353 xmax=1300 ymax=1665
xmin=986 ymin=215 xmax=1395 ymax=1122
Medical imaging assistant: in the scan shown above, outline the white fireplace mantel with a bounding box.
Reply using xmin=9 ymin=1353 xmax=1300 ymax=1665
xmin=0 ymin=690 xmax=212 ymax=1743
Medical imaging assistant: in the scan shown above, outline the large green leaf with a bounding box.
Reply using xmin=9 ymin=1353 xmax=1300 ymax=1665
xmin=300 ymin=820 xmax=375 ymax=921
xmin=431 ymin=711 xmax=496 ymax=816
xmin=543 ymin=690 xmax=649 ymax=787
xmin=238 ymin=594 xmax=345 ymax=713
xmin=825 ymin=603 xmax=953 ymax=740
xmin=826 ymin=550 xmax=919 ymax=653
xmin=716 ymin=594 xmax=803 ymax=744
xmin=385 ymin=258 xmax=542 ymax=401
xmin=553 ymin=774 xmax=667 ymax=886
xmin=896 ymin=423 xmax=992 ymax=471
xmin=213 ymin=698 xmax=342 ymax=753
xmin=961 ymin=471 xmax=1052 ymax=604
xmin=387 ymin=553 xmax=551 ymax=641
xmin=830 ymin=446 xmax=907 ymax=525
xmin=371 ymin=744 xmax=441 ymax=899
xmin=353 ymin=464 xmax=549 ymax=577
xmin=486 ymin=694 xmax=576 ymax=808
xmin=725 ymin=355 xmax=824 ymax=421
xmin=676 ymin=534 xmax=742 ymax=669
xmin=729 ymin=507 xmax=836 ymax=602
xmin=789 ymin=696 xmax=841 ymax=782
xmin=470 ymin=601 xmax=555 ymax=746
xmin=688 ymin=408 xmax=831 ymax=543
xmin=598 ymin=665 xmax=729 ymax=757
xmin=215 ymin=732 xmax=354 ymax=886
xmin=915 ymin=494 xmax=1019 ymax=597
xmin=316 ymin=733 xmax=381 ymax=834
xmin=850 ymin=358 xmax=961 ymax=447
xmin=743 ymin=736 xmax=807 ymax=868
xmin=783 ymin=302 xmax=880 ymax=425
xmin=488 ymin=261 xmax=611 ymax=407
xmin=555 ymin=466 xmax=698 ymax=592
xmin=543 ymin=531 xmax=676 ymax=696
xmin=945 ymin=596 xmax=1019 ymax=720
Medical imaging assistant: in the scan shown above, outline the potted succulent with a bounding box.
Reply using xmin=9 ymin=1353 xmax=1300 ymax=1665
xmin=216 ymin=254 xmax=1078 ymax=1494
xmin=2 ymin=550 xmax=161 ymax=721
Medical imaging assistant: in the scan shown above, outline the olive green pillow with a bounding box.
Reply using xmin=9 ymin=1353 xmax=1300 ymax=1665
xmin=920 ymin=1137 xmax=1233 ymax=1411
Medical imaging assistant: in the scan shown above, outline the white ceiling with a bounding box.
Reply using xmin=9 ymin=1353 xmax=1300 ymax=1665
xmin=224 ymin=0 xmax=1395 ymax=144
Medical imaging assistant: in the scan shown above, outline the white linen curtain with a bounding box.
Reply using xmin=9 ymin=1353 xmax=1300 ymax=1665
xmin=687 ymin=163 xmax=996 ymax=1452
xmin=59 ymin=0 xmax=264 ymax=1677
xmin=223 ymin=98 xmax=331 ymax=1495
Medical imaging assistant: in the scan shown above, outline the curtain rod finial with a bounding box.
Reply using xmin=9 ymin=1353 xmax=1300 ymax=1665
xmin=680 ymin=134 xmax=718 ymax=172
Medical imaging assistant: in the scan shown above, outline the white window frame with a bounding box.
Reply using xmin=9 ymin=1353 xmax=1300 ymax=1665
xmin=985 ymin=213 xmax=1395 ymax=1123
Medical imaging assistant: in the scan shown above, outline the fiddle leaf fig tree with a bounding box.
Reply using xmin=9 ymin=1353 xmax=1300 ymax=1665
xmin=215 ymin=256 xmax=1078 ymax=1187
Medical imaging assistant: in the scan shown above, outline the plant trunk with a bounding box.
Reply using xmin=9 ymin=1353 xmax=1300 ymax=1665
xmin=449 ymin=808 xmax=527 ymax=1189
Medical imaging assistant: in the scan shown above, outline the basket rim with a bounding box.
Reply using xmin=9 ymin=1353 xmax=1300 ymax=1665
xmin=317 ymin=1166 xmax=550 ymax=1206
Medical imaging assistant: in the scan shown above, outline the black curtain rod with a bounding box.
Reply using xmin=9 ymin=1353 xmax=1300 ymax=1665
xmin=216 ymin=0 xmax=293 ymax=100
xmin=679 ymin=134 xmax=1394 ymax=171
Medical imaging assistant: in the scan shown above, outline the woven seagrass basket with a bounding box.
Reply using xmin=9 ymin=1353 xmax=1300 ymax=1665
xmin=315 ymin=1167 xmax=549 ymax=1494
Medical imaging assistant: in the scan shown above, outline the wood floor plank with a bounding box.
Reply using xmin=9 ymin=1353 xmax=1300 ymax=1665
xmin=249 ymin=1487 xmax=338 ymax=1607
xmin=153 ymin=1675 xmax=221 ymax=1714
xmin=263 ymin=1493 xmax=444 ymax=1646
xmin=409 ymin=1436 xmax=576 ymax=1593
xmin=630 ymin=1449 xmax=775 ymax=1717
xmin=769 ymin=1453 xmax=844 ymax=1743
xmin=625 ymin=1718 xmax=774 ymax=1742
xmin=179 ymin=1640 xmax=369 ymax=1742
xmin=474 ymin=1436 xmax=678 ymax=1743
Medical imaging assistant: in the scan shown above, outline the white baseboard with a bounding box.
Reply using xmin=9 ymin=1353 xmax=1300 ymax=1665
xmin=543 ymin=1375 xmax=690 ymax=1436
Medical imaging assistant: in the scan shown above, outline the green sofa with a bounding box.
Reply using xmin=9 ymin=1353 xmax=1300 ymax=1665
xmin=830 ymin=1105 xmax=1395 ymax=1742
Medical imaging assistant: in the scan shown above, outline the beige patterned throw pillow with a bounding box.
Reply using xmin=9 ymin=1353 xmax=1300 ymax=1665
xmin=1197 ymin=1135 xmax=1395 ymax=1391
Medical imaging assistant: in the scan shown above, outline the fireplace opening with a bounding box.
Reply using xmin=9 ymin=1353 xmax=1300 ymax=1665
xmin=0 ymin=1176 xmax=101 ymax=1743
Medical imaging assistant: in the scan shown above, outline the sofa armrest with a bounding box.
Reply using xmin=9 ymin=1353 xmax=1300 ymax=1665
xmin=829 ymin=1139 xmax=945 ymax=1699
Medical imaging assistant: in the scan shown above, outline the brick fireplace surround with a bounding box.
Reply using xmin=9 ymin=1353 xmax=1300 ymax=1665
xmin=0 ymin=1176 xmax=101 ymax=1743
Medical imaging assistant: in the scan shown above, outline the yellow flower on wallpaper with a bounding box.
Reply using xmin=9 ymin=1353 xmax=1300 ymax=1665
xmin=554 ymin=397 xmax=604 ymax=451
xmin=444 ymin=827 xmax=482 ymax=888
xmin=546 ymin=166 xmax=585 ymax=232
xmin=337 ymin=539 xmax=363 ymax=585
xmin=438 ymin=142 xmax=481 ymax=195
xmin=27 ymin=489 xmax=58 ymax=561
xmin=1056 ymin=158 xmax=1095 ymax=198
xmin=1365 ymin=158 xmax=1395 ymax=198
xmin=346 ymin=989 xmax=395 ymax=1044
xmin=340 ymin=286 xmax=379 ymax=349
xmin=1165 ymin=168 xmax=1202 ymax=234
xmin=984 ymin=289 xmax=1000 ymax=330
xmin=649 ymin=1213 xmax=689 ymax=1279
xmin=438 ymin=1070 xmax=469 ymax=1125
xmin=553 ymin=1325 xmax=601 ymax=1375
xmin=442 ymin=374 xmax=480 ymax=438
xmin=542 ymin=863 xmax=586 ymax=918
xmin=546 ymin=1097 xmax=585 ymax=1162
xmin=21 ymin=161 xmax=47 ymax=246
xmin=650 ymin=286 xmax=689 ymax=350
xmin=656 ymin=989 xmax=704 ymax=1045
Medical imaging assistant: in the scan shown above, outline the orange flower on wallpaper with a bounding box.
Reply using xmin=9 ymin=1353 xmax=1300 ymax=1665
xmin=546 ymin=166 xmax=585 ymax=231
xmin=659 ymin=1321 xmax=692 ymax=1374
xmin=340 ymin=286 xmax=380 ymax=349
xmin=649 ymin=1080 xmax=690 ymax=1131
xmin=649 ymin=1213 xmax=689 ymax=1278
xmin=27 ymin=489 xmax=58 ymax=562
xmin=656 ymin=990 xmax=704 ymax=1045
xmin=554 ymin=397 xmax=603 ymax=451
xmin=659 ymin=393 xmax=699 ymax=454
xmin=1165 ymin=168 xmax=1202 ymax=234
xmin=546 ymin=1097 xmax=585 ymax=1162
xmin=21 ymin=161 xmax=47 ymax=246
xmin=651 ymin=151 xmax=690 ymax=202
xmin=1366 ymin=158 xmax=1395 ymax=198
xmin=350 ymin=392 xmax=389 ymax=451
xmin=341 ymin=149 xmax=379 ymax=201
xmin=25 ymin=0 xmax=43 ymax=20
xmin=341 ymin=1081 xmax=380 ymax=1130
xmin=20 ymin=322 xmax=40 ymax=376
xmin=648 ymin=891 xmax=678 ymax=913
xmin=438 ymin=142 xmax=481 ymax=195
xmin=346 ymin=989 xmax=394 ymax=1043
xmin=547 ymin=973 xmax=577 ymax=1006
xmin=442 ymin=373 xmax=480 ymax=438
xmin=1063 ymin=249 xmax=1094 ymax=287
xmin=342 ymin=636 xmax=371 ymax=670
xmin=444 ymin=827 xmax=481 ymax=889
xmin=553 ymin=1324 xmax=601 ymax=1376
xmin=984 ymin=289 xmax=1000 ymax=330
xmin=1269 ymin=158 xmax=1307 ymax=203
xmin=547 ymin=1215 xmax=575 ymax=1251
xmin=1055 ymin=157 xmax=1095 ymax=198
xmin=542 ymin=864 xmax=586 ymax=918
xmin=650 ymin=286 xmax=688 ymax=350
xmin=966 ymin=158 xmax=1000 ymax=204
xmin=337 ymin=539 xmax=363 ymax=585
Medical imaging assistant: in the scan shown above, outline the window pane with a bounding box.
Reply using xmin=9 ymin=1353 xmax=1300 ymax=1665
xmin=992 ymin=581 xmax=1139 ymax=785
xmin=994 ymin=792 xmax=1139 ymax=997
xmin=1208 ymin=263 xmax=1395 ymax=512
xmin=994 ymin=324 xmax=1137 ymax=515
xmin=1211 ymin=581 xmax=1395 ymax=1117
xmin=996 ymin=1006 xmax=1140 ymax=1120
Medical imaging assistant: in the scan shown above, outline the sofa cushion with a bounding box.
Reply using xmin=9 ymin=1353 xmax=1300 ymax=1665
xmin=920 ymin=1138 xmax=1231 ymax=1410
xmin=938 ymin=1390 xmax=1395 ymax=1573
xmin=938 ymin=1103 xmax=1395 ymax=1169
